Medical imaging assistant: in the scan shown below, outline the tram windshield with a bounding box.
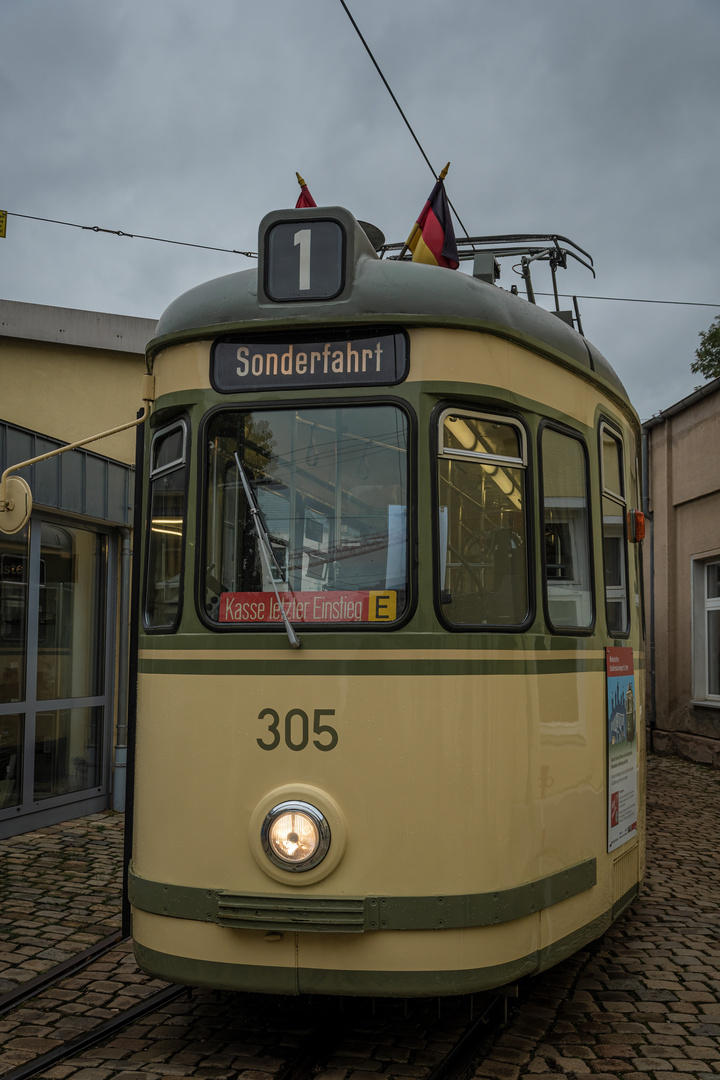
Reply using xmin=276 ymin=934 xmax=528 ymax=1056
xmin=203 ymin=405 xmax=409 ymax=627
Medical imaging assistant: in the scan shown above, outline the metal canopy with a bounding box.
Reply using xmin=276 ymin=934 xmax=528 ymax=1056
xmin=0 ymin=421 xmax=132 ymax=526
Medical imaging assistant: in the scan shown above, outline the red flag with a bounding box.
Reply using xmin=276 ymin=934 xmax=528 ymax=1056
xmin=295 ymin=172 xmax=317 ymax=209
xmin=405 ymin=163 xmax=459 ymax=269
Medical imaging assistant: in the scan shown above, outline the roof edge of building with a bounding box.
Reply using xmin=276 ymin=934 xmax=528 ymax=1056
xmin=0 ymin=298 xmax=157 ymax=355
xmin=642 ymin=375 xmax=720 ymax=430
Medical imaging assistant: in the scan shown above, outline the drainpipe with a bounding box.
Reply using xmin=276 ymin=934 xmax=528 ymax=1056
xmin=113 ymin=527 xmax=132 ymax=811
xmin=641 ymin=429 xmax=656 ymax=742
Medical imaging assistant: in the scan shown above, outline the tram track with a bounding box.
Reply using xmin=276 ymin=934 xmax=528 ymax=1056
xmin=0 ymin=930 xmax=124 ymax=1018
xmin=1 ymin=980 xmax=188 ymax=1080
xmin=425 ymin=994 xmax=504 ymax=1080
xmin=272 ymin=992 xmax=507 ymax=1080
xmin=0 ymin=981 xmax=511 ymax=1080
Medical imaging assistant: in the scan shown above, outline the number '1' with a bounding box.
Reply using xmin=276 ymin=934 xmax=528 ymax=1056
xmin=294 ymin=229 xmax=311 ymax=291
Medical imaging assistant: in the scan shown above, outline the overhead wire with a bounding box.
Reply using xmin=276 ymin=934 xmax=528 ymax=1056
xmin=536 ymin=293 xmax=720 ymax=309
xmin=336 ymin=0 xmax=474 ymax=241
xmin=1 ymin=4 xmax=716 ymax=322
xmin=334 ymin=2 xmax=719 ymax=314
xmin=3 ymin=6 xmax=716 ymax=313
xmin=3 ymin=210 xmax=716 ymax=310
xmin=6 ymin=211 xmax=256 ymax=258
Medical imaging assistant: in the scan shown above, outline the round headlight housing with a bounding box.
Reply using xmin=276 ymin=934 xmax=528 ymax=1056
xmin=261 ymin=800 xmax=330 ymax=872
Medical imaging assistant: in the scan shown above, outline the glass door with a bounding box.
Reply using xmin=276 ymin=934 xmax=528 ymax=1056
xmin=0 ymin=524 xmax=28 ymax=812
xmin=0 ymin=517 xmax=114 ymax=835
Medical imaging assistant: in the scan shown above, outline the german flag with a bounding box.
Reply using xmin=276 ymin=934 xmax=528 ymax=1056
xmin=295 ymin=172 xmax=317 ymax=209
xmin=405 ymin=163 xmax=459 ymax=269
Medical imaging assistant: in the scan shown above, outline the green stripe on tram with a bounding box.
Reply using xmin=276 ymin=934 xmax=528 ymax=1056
xmin=139 ymin=630 xmax=642 ymax=654
xmin=129 ymin=857 xmax=597 ymax=932
xmin=139 ymin=655 xmax=608 ymax=677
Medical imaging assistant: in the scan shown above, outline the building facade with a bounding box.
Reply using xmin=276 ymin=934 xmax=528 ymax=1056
xmin=0 ymin=300 xmax=155 ymax=838
xmin=643 ymin=377 xmax=720 ymax=767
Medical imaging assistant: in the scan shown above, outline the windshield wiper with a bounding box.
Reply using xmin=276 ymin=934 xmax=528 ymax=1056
xmin=233 ymin=452 xmax=301 ymax=649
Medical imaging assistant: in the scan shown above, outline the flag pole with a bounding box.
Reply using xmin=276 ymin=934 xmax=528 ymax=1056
xmin=295 ymin=172 xmax=317 ymax=209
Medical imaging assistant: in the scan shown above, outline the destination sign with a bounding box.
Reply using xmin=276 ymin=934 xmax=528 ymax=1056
xmin=212 ymin=331 xmax=408 ymax=392
xmin=219 ymin=590 xmax=398 ymax=624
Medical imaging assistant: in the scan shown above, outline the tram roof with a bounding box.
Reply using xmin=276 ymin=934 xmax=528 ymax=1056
xmin=149 ymin=207 xmax=633 ymax=412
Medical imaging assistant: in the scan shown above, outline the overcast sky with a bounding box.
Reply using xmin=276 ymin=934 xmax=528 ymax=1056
xmin=1 ymin=0 xmax=718 ymax=420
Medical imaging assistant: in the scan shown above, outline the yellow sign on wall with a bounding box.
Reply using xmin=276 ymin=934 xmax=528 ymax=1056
xmin=0 ymin=211 xmax=6 ymax=238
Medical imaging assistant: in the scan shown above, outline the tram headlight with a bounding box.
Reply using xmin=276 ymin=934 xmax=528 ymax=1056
xmin=261 ymin=801 xmax=330 ymax=872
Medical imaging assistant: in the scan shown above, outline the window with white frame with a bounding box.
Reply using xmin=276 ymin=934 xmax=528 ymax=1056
xmin=693 ymin=557 xmax=720 ymax=702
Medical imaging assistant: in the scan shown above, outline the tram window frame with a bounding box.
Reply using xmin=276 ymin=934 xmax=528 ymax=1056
xmin=197 ymin=397 xmax=417 ymax=634
xmin=598 ymin=420 xmax=630 ymax=637
xmin=538 ymin=420 xmax=595 ymax=636
xmin=433 ymin=405 xmax=534 ymax=633
xmin=143 ymin=417 xmax=190 ymax=633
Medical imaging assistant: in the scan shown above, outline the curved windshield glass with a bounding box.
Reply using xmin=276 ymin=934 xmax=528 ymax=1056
xmin=204 ymin=405 xmax=409 ymax=628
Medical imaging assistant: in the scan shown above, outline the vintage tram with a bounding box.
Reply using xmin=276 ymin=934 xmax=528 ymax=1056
xmin=129 ymin=205 xmax=645 ymax=996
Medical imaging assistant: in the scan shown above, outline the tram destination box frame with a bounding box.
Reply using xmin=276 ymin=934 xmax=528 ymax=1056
xmin=211 ymin=328 xmax=409 ymax=394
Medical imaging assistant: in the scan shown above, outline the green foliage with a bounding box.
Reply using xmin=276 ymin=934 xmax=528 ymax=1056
xmin=691 ymin=315 xmax=720 ymax=381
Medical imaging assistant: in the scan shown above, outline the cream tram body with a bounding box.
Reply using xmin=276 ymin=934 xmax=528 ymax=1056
xmin=130 ymin=207 xmax=645 ymax=996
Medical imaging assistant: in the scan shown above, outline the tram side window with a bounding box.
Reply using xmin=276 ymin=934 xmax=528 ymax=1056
xmin=203 ymin=405 xmax=410 ymax=628
xmin=600 ymin=424 xmax=629 ymax=635
xmin=437 ymin=411 xmax=529 ymax=628
xmin=144 ymin=421 xmax=188 ymax=630
xmin=541 ymin=426 xmax=593 ymax=631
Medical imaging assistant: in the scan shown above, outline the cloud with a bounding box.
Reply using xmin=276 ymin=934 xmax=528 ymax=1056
xmin=1 ymin=0 xmax=718 ymax=418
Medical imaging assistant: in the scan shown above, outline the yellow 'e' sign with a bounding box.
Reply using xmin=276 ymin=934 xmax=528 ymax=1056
xmin=0 ymin=212 xmax=6 ymax=239
xmin=368 ymin=591 xmax=397 ymax=622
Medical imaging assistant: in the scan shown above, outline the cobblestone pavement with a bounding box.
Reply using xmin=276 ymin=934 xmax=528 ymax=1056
xmin=0 ymin=813 xmax=124 ymax=993
xmin=0 ymin=753 xmax=718 ymax=1080
xmin=473 ymin=754 xmax=720 ymax=1080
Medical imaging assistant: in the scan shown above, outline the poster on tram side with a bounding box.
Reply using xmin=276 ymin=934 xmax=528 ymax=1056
xmin=606 ymin=646 xmax=638 ymax=853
